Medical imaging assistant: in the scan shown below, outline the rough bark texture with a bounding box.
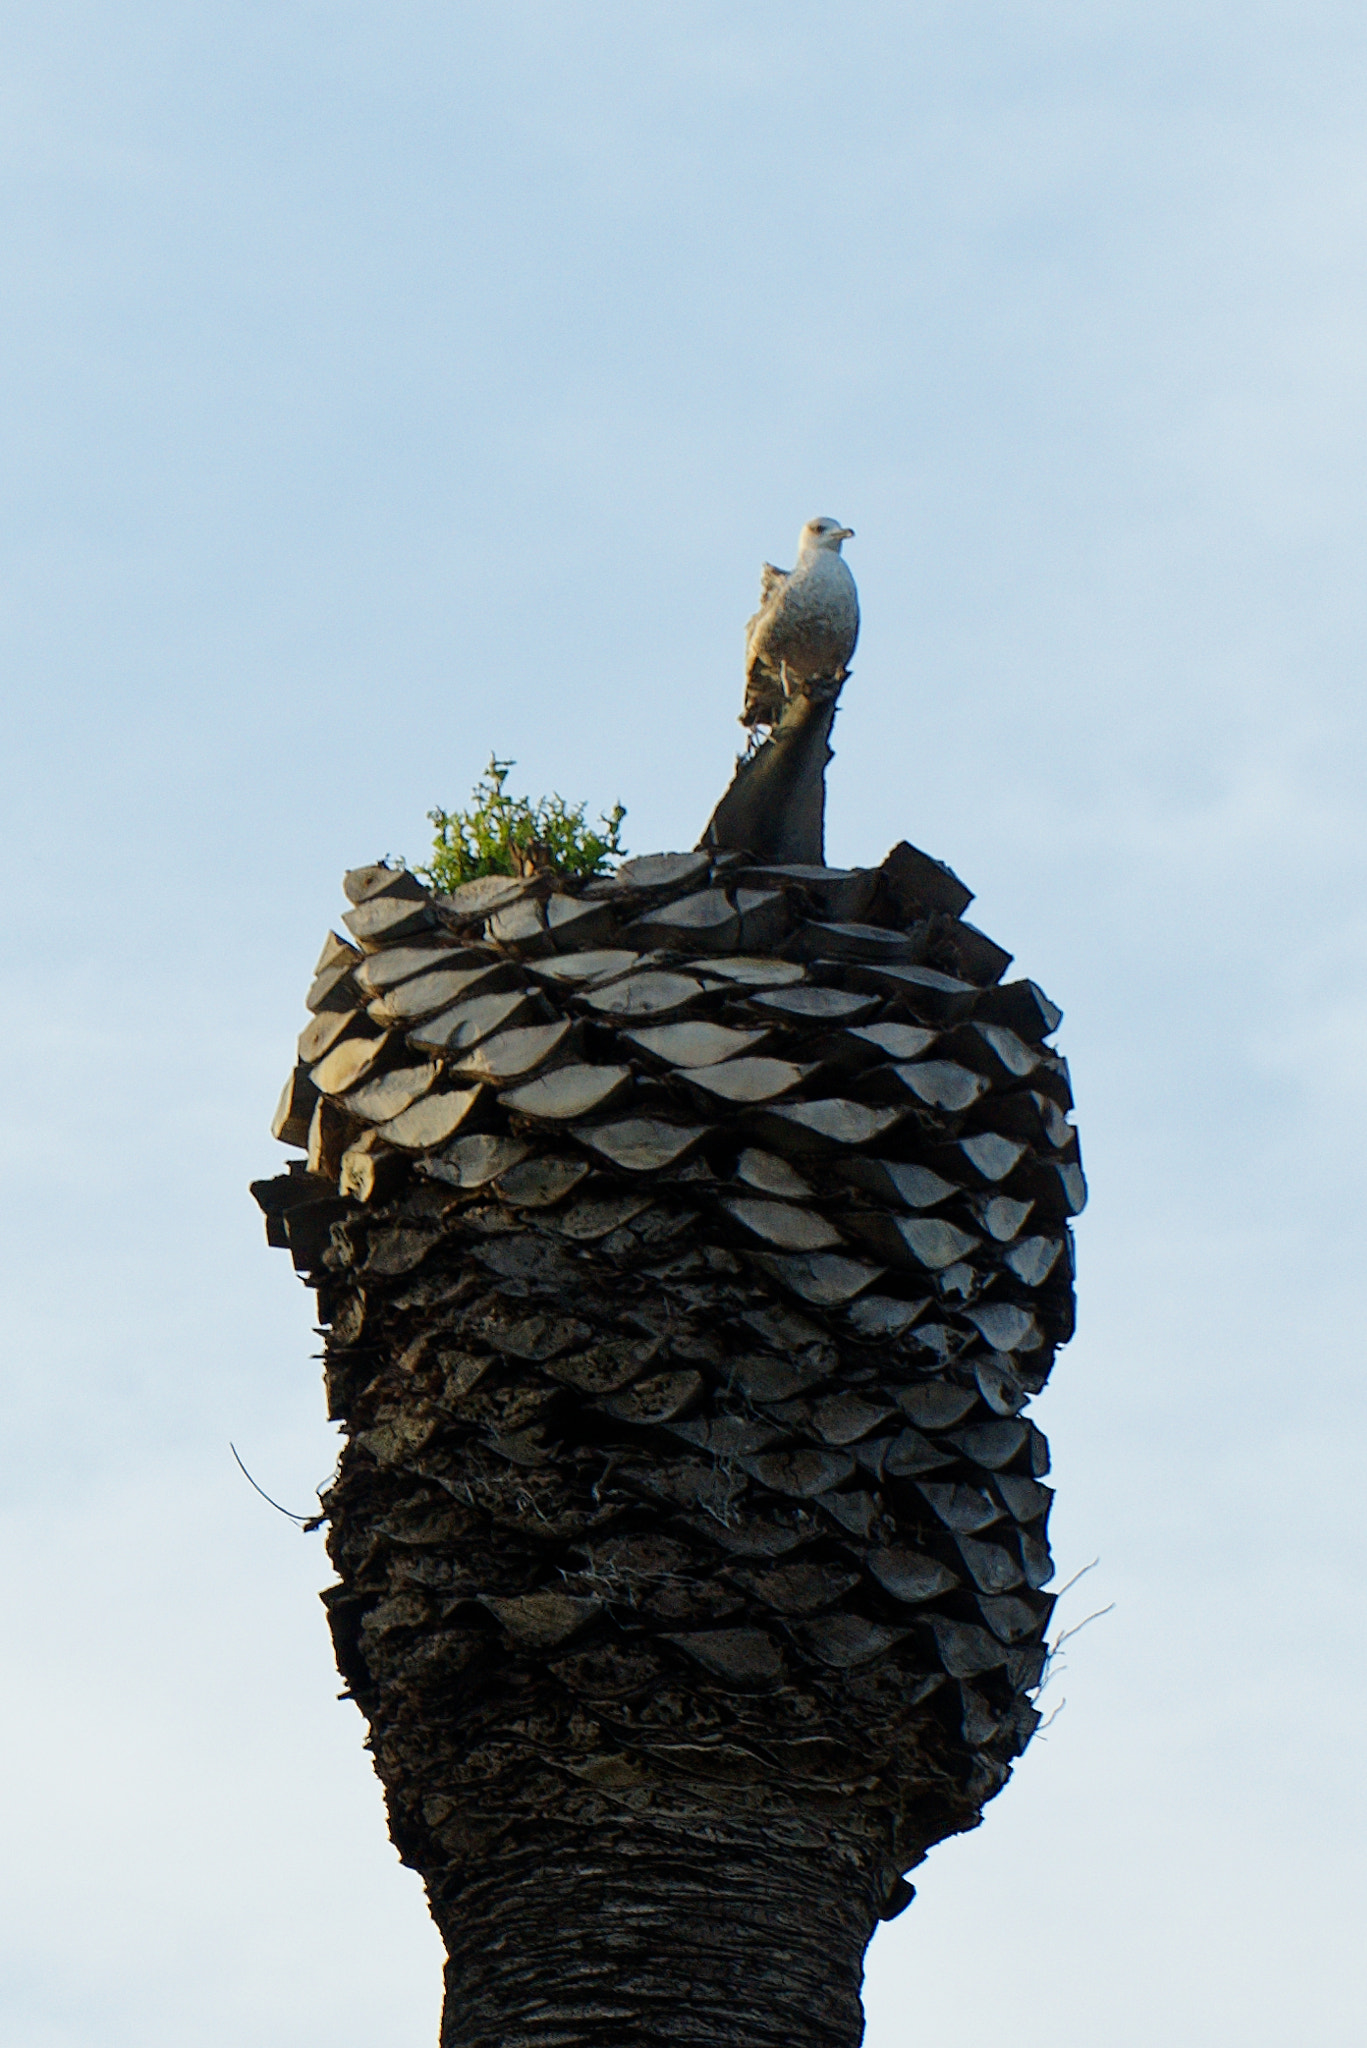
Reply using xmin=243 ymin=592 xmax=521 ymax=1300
xmin=434 ymin=1825 xmax=878 ymax=2047
xmin=701 ymin=680 xmax=840 ymax=862
xmin=254 ymin=840 xmax=1082 ymax=2047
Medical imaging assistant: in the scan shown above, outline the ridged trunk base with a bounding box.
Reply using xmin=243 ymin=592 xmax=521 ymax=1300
xmin=436 ymin=1819 xmax=876 ymax=2048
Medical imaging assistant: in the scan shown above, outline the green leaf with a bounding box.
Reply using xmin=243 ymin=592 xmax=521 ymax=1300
xmin=419 ymin=756 xmax=627 ymax=891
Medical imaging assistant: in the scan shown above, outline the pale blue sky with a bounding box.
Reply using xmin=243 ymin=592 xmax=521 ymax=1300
xmin=3 ymin=5 xmax=1365 ymax=2044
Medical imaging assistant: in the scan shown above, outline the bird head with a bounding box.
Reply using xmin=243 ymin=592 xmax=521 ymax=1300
xmin=799 ymin=516 xmax=855 ymax=554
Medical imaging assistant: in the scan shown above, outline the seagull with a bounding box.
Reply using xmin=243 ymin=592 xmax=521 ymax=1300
xmin=742 ymin=516 xmax=859 ymax=730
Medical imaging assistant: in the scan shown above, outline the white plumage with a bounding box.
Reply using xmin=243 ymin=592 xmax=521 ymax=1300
xmin=742 ymin=516 xmax=859 ymax=729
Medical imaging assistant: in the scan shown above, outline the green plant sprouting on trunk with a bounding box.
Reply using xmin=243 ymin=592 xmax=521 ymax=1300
xmin=421 ymin=756 xmax=627 ymax=890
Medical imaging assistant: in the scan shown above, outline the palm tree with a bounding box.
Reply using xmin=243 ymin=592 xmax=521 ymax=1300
xmin=254 ymin=700 xmax=1081 ymax=2048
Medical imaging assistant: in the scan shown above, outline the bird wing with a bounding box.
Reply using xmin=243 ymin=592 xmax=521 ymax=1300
xmin=758 ymin=561 xmax=789 ymax=606
xmin=741 ymin=658 xmax=784 ymax=729
xmin=740 ymin=563 xmax=794 ymax=728
xmin=742 ymin=614 xmax=785 ymax=728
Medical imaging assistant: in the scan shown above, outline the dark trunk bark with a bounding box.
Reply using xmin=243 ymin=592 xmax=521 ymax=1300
xmin=435 ymin=1820 xmax=877 ymax=2047
xmin=700 ymin=681 xmax=840 ymax=862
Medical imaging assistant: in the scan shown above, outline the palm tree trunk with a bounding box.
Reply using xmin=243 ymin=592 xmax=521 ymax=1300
xmin=256 ymin=835 xmax=1082 ymax=2046
xmin=700 ymin=678 xmax=840 ymax=863
xmin=434 ymin=1822 xmax=876 ymax=2047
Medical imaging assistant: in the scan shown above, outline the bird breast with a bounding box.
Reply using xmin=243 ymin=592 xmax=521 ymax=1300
xmin=750 ymin=551 xmax=859 ymax=681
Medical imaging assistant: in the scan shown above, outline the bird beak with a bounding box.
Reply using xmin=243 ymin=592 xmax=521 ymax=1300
xmin=836 ymin=527 xmax=855 ymax=541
